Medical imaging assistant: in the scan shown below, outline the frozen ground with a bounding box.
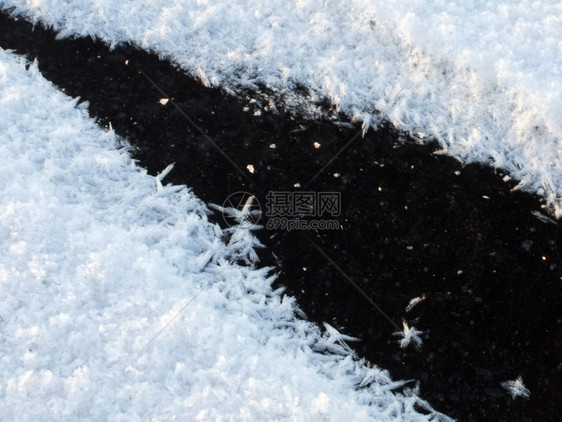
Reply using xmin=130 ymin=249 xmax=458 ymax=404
xmin=0 ymin=49 xmax=450 ymax=420
xmin=1 ymin=0 xmax=561 ymax=215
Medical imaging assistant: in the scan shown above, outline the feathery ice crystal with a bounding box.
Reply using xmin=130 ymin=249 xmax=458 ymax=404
xmin=501 ymin=376 xmax=530 ymax=400
xmin=394 ymin=320 xmax=423 ymax=349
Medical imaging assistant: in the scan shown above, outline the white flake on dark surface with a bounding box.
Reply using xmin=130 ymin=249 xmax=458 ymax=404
xmin=501 ymin=376 xmax=531 ymax=400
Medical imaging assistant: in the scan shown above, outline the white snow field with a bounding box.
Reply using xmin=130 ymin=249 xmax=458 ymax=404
xmin=0 ymin=49 xmax=450 ymax=420
xmin=1 ymin=0 xmax=561 ymax=215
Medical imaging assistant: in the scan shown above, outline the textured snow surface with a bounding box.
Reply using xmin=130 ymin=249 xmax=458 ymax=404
xmin=0 ymin=49 xmax=450 ymax=421
xmin=1 ymin=0 xmax=561 ymax=215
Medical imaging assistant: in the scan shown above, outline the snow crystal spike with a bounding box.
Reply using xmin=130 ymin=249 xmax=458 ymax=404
xmin=241 ymin=195 xmax=256 ymax=216
xmin=323 ymin=322 xmax=359 ymax=343
xmin=155 ymin=163 xmax=175 ymax=191
xmin=157 ymin=163 xmax=175 ymax=182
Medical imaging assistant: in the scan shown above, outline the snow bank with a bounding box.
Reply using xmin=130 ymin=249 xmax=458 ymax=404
xmin=1 ymin=0 xmax=561 ymax=215
xmin=0 ymin=48 xmax=448 ymax=420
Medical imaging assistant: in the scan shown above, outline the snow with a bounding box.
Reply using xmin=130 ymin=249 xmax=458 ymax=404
xmin=1 ymin=0 xmax=561 ymax=215
xmin=0 ymin=49 xmax=449 ymax=420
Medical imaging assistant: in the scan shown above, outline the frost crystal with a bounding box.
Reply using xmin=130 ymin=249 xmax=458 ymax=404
xmin=501 ymin=376 xmax=530 ymax=400
xmin=393 ymin=320 xmax=423 ymax=349
xmin=321 ymin=323 xmax=358 ymax=355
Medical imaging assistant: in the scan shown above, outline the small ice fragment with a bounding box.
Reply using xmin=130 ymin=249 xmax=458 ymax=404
xmin=313 ymin=142 xmax=321 ymax=149
xmin=246 ymin=164 xmax=255 ymax=174
xmin=158 ymin=98 xmax=169 ymax=105
xmin=241 ymin=195 xmax=256 ymax=215
xmin=501 ymin=376 xmax=530 ymax=400
xmin=532 ymin=210 xmax=557 ymax=225
xmin=393 ymin=320 xmax=423 ymax=349
xmin=405 ymin=294 xmax=426 ymax=312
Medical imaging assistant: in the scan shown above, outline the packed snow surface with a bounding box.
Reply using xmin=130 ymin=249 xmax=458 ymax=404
xmin=0 ymin=49 xmax=450 ymax=420
xmin=1 ymin=0 xmax=561 ymax=215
